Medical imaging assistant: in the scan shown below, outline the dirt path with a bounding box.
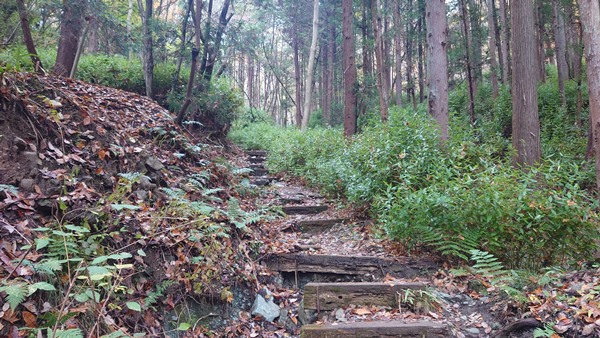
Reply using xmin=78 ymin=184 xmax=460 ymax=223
xmin=245 ymin=151 xmax=535 ymax=338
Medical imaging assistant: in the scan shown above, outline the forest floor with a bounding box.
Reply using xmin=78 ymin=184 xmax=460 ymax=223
xmin=0 ymin=71 xmax=599 ymax=337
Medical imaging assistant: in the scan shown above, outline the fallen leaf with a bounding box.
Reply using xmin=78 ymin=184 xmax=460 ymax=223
xmin=353 ymin=308 xmax=372 ymax=315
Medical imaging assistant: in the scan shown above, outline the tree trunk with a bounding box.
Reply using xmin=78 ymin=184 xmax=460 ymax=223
xmin=16 ymin=0 xmax=43 ymax=74
xmin=553 ymin=0 xmax=569 ymax=107
xmin=292 ymin=2 xmax=302 ymax=127
xmin=459 ymin=0 xmax=476 ymax=125
xmin=417 ymin=3 xmax=425 ymax=103
xmin=322 ymin=22 xmax=334 ymax=126
xmin=53 ymin=0 xmax=88 ymax=77
xmin=137 ymin=0 xmax=154 ymax=98
xmin=468 ymin=0 xmax=483 ymax=84
xmin=486 ymin=0 xmax=499 ymax=98
xmin=535 ymin=0 xmax=546 ymax=83
xmin=425 ymin=0 xmax=449 ymax=142
xmin=372 ymin=0 xmax=389 ymax=122
xmin=175 ymin=0 xmax=202 ymax=126
xmin=578 ymin=0 xmax=600 ymax=194
xmin=342 ymin=0 xmax=357 ymax=137
xmin=499 ymin=0 xmax=510 ymax=85
xmin=394 ymin=0 xmax=403 ymax=107
xmin=301 ymin=0 xmax=320 ymax=130
xmin=511 ymin=0 xmax=542 ymax=166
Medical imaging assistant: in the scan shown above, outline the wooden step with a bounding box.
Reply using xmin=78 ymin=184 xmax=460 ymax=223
xmin=303 ymin=282 xmax=425 ymax=310
xmin=250 ymin=168 xmax=269 ymax=176
xmin=301 ymin=320 xmax=448 ymax=338
xmin=246 ymin=150 xmax=267 ymax=157
xmin=264 ymin=254 xmax=436 ymax=278
xmin=294 ymin=218 xmax=346 ymax=233
xmin=251 ymin=177 xmax=275 ymax=186
xmin=248 ymin=157 xmax=266 ymax=164
xmin=282 ymin=205 xmax=328 ymax=215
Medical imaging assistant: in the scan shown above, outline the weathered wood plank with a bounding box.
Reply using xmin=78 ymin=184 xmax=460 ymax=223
xmin=251 ymin=177 xmax=275 ymax=186
xmin=249 ymin=168 xmax=269 ymax=176
xmin=264 ymin=254 xmax=437 ymax=278
xmin=294 ymin=218 xmax=346 ymax=233
xmin=248 ymin=157 xmax=266 ymax=164
xmin=246 ymin=150 xmax=267 ymax=157
xmin=303 ymin=282 xmax=425 ymax=310
xmin=281 ymin=205 xmax=328 ymax=215
xmin=300 ymin=321 xmax=448 ymax=338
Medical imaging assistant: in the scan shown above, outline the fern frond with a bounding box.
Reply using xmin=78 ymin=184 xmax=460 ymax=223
xmin=0 ymin=282 xmax=28 ymax=309
xmin=232 ymin=167 xmax=254 ymax=175
xmin=52 ymin=328 xmax=84 ymax=338
xmin=470 ymin=249 xmax=505 ymax=276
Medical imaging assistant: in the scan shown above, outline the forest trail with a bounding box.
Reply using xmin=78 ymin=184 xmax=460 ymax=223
xmin=245 ymin=151 xmax=530 ymax=338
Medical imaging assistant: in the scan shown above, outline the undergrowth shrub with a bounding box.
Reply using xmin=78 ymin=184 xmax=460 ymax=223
xmin=229 ymin=104 xmax=600 ymax=269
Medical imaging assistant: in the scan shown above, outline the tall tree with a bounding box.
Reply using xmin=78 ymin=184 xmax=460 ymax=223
xmin=16 ymin=0 xmax=43 ymax=74
xmin=578 ymin=0 xmax=600 ymax=195
xmin=552 ymin=0 xmax=569 ymax=107
xmin=137 ymin=0 xmax=154 ymax=98
xmin=485 ymin=0 xmax=499 ymax=98
xmin=511 ymin=0 xmax=541 ymax=166
xmin=342 ymin=0 xmax=357 ymax=137
xmin=393 ymin=0 xmax=403 ymax=107
xmin=499 ymin=0 xmax=510 ymax=84
xmin=372 ymin=0 xmax=389 ymax=121
xmin=53 ymin=0 xmax=88 ymax=77
xmin=459 ymin=0 xmax=476 ymax=124
xmin=425 ymin=0 xmax=449 ymax=142
xmin=301 ymin=0 xmax=320 ymax=130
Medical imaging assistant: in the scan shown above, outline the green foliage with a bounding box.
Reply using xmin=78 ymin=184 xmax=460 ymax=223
xmin=230 ymin=102 xmax=599 ymax=269
xmin=168 ymin=78 xmax=243 ymax=134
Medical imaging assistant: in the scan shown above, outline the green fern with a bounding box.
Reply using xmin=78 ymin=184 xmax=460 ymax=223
xmin=145 ymin=280 xmax=175 ymax=308
xmin=0 ymin=281 xmax=28 ymax=309
xmin=420 ymin=227 xmax=479 ymax=260
xmin=470 ymin=249 xmax=505 ymax=276
xmin=50 ymin=328 xmax=84 ymax=338
xmin=232 ymin=167 xmax=254 ymax=175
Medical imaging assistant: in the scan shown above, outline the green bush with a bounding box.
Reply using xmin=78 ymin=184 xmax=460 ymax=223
xmin=229 ymin=104 xmax=599 ymax=269
xmin=0 ymin=46 xmax=55 ymax=72
xmin=168 ymin=78 xmax=243 ymax=134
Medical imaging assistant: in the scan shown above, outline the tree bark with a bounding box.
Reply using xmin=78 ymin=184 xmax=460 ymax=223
xmin=137 ymin=0 xmax=154 ymax=98
xmin=292 ymin=2 xmax=302 ymax=127
xmin=342 ymin=0 xmax=357 ymax=137
xmin=417 ymin=2 xmax=425 ymax=103
xmin=578 ymin=0 xmax=600 ymax=195
xmin=15 ymin=0 xmax=43 ymax=74
xmin=459 ymin=0 xmax=476 ymax=125
xmin=322 ymin=21 xmax=334 ymax=126
xmin=553 ymin=0 xmax=569 ymax=107
xmin=175 ymin=0 xmax=202 ymax=126
xmin=486 ymin=0 xmax=499 ymax=98
xmin=301 ymin=0 xmax=320 ymax=130
xmin=53 ymin=0 xmax=87 ymax=77
xmin=394 ymin=0 xmax=403 ymax=107
xmin=511 ymin=0 xmax=542 ymax=166
xmin=499 ymin=0 xmax=510 ymax=85
xmin=372 ymin=0 xmax=389 ymax=122
xmin=425 ymin=0 xmax=449 ymax=142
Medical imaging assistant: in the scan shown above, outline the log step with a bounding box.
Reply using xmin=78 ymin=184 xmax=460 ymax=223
xmin=303 ymin=282 xmax=425 ymax=310
xmin=294 ymin=218 xmax=346 ymax=233
xmin=246 ymin=150 xmax=267 ymax=157
xmin=250 ymin=168 xmax=269 ymax=176
xmin=282 ymin=205 xmax=328 ymax=215
xmin=248 ymin=157 xmax=266 ymax=164
xmin=251 ymin=177 xmax=275 ymax=186
xmin=264 ymin=254 xmax=436 ymax=278
xmin=300 ymin=320 xmax=448 ymax=338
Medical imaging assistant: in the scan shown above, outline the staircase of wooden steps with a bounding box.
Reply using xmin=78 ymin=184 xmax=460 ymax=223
xmin=244 ymin=151 xmax=448 ymax=337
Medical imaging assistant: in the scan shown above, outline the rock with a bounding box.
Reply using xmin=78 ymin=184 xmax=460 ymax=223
xmin=132 ymin=190 xmax=149 ymax=201
xmin=19 ymin=178 xmax=36 ymax=192
xmin=298 ymin=303 xmax=318 ymax=325
xmin=334 ymin=308 xmax=346 ymax=322
xmin=138 ymin=176 xmax=157 ymax=190
xmin=20 ymin=151 xmax=41 ymax=166
xmin=251 ymin=288 xmax=280 ymax=322
xmin=465 ymin=327 xmax=480 ymax=335
xmin=145 ymin=157 xmax=164 ymax=172
xmin=13 ymin=137 xmax=27 ymax=152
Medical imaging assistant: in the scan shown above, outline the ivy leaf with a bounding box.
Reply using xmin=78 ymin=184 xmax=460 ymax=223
xmin=177 ymin=323 xmax=191 ymax=331
xmin=111 ymin=204 xmax=141 ymax=211
xmin=36 ymin=237 xmax=50 ymax=250
xmin=126 ymin=301 xmax=142 ymax=312
xmin=87 ymin=266 xmax=112 ymax=280
xmin=28 ymin=282 xmax=56 ymax=295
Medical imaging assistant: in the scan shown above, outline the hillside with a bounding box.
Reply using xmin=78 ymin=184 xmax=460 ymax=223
xmin=0 ymin=71 xmax=276 ymax=337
